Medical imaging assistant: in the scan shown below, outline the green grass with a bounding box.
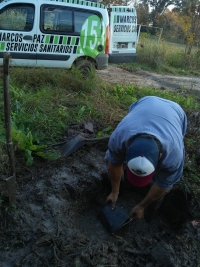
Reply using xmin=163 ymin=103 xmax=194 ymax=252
xmin=1 ymin=52 xmax=200 ymax=202
xmin=0 ymin=66 xmax=199 ymax=166
xmin=121 ymin=37 xmax=200 ymax=75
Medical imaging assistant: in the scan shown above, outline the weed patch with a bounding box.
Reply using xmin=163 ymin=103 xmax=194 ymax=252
xmin=122 ymin=38 xmax=200 ymax=75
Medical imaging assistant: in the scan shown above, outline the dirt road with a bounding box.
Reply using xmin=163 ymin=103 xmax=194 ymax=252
xmin=97 ymin=65 xmax=200 ymax=91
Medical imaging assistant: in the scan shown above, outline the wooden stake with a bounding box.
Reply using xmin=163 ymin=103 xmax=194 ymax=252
xmin=3 ymin=52 xmax=16 ymax=206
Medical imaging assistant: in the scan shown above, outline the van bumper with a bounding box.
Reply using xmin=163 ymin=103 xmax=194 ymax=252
xmin=95 ymin=54 xmax=109 ymax=70
xmin=109 ymin=53 xmax=136 ymax=63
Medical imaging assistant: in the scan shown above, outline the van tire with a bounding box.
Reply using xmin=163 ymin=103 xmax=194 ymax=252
xmin=74 ymin=59 xmax=95 ymax=78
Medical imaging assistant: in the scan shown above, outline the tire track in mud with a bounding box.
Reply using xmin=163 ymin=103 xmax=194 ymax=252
xmin=133 ymin=71 xmax=183 ymax=90
xmin=97 ymin=65 xmax=200 ymax=91
xmin=134 ymin=70 xmax=200 ymax=91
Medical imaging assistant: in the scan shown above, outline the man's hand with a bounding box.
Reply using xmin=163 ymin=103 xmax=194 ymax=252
xmin=130 ymin=205 xmax=144 ymax=221
xmin=106 ymin=192 xmax=119 ymax=210
xmin=129 ymin=183 xmax=169 ymax=221
xmin=105 ymin=161 xmax=123 ymax=210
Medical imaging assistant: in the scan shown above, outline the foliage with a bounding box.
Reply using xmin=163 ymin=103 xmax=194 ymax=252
xmin=101 ymin=0 xmax=129 ymax=7
xmin=183 ymin=135 xmax=200 ymax=200
xmin=127 ymin=37 xmax=200 ymax=73
xmin=147 ymin=0 xmax=175 ymax=14
xmin=96 ymin=126 xmax=113 ymax=137
xmin=135 ymin=1 xmax=150 ymax=25
xmin=110 ymin=84 xmax=199 ymax=110
xmin=135 ymin=38 xmax=168 ymax=69
xmin=10 ymin=66 xmax=96 ymax=93
xmin=11 ymin=125 xmax=59 ymax=166
xmin=136 ymin=0 xmax=200 ymax=60
xmin=155 ymin=2 xmax=200 ymax=55
xmin=0 ymin=67 xmax=101 ymax=167
xmin=143 ymin=0 xmax=176 ymax=28
xmin=1 ymin=65 xmax=199 ymax=168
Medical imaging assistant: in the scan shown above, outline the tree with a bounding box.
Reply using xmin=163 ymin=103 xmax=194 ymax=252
xmin=175 ymin=0 xmax=200 ymax=54
xmin=156 ymin=0 xmax=200 ymax=56
xmin=173 ymin=0 xmax=200 ymax=12
xmin=101 ymin=0 xmax=130 ymax=7
xmin=149 ymin=0 xmax=176 ymax=26
xmin=156 ymin=9 xmax=181 ymax=41
xmin=135 ymin=1 xmax=150 ymax=25
xmin=149 ymin=0 xmax=175 ymax=14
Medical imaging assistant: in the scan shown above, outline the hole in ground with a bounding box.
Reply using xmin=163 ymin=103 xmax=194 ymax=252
xmin=72 ymin=175 xmax=193 ymax=240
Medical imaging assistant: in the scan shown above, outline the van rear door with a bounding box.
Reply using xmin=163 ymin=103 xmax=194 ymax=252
xmin=109 ymin=6 xmax=137 ymax=63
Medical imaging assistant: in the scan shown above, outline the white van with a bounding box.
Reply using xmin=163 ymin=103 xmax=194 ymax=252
xmin=0 ymin=0 xmax=138 ymax=74
xmin=109 ymin=6 xmax=137 ymax=63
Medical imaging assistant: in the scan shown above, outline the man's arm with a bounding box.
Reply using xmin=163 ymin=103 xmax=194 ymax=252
xmin=130 ymin=182 xmax=169 ymax=220
xmin=106 ymin=161 xmax=123 ymax=209
xmin=130 ymin=160 xmax=184 ymax=220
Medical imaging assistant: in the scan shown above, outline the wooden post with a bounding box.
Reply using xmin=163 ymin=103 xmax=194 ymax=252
xmin=3 ymin=52 xmax=16 ymax=206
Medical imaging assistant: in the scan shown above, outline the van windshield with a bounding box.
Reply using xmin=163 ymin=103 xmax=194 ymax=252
xmin=0 ymin=3 xmax=34 ymax=31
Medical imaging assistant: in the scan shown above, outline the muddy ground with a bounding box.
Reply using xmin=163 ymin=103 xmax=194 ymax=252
xmin=1 ymin=66 xmax=200 ymax=267
xmin=97 ymin=65 xmax=200 ymax=92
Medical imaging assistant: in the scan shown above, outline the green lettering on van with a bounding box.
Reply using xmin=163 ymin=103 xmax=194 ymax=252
xmin=71 ymin=37 xmax=76 ymax=46
xmin=111 ymin=7 xmax=136 ymax=13
xmin=54 ymin=36 xmax=59 ymax=44
xmin=49 ymin=0 xmax=105 ymax=9
xmin=45 ymin=35 xmax=50 ymax=44
xmin=0 ymin=42 xmax=5 ymax=51
xmin=63 ymin=36 xmax=67 ymax=45
xmin=77 ymin=46 xmax=81 ymax=54
xmin=80 ymin=15 xmax=106 ymax=58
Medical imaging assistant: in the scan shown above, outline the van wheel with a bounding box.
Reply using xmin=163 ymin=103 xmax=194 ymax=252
xmin=74 ymin=60 xmax=95 ymax=78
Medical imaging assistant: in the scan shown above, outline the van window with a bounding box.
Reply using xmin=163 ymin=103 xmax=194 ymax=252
xmin=74 ymin=10 xmax=94 ymax=33
xmin=0 ymin=3 xmax=35 ymax=31
xmin=41 ymin=5 xmax=102 ymax=35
